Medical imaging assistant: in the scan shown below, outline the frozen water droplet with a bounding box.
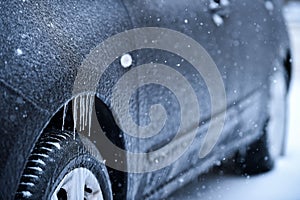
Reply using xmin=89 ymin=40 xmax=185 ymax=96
xmin=10 ymin=115 xmax=16 ymax=121
xmin=239 ymin=131 xmax=244 ymax=137
xmin=179 ymin=178 xmax=184 ymax=183
xmin=212 ymin=14 xmax=224 ymax=26
xmin=16 ymin=48 xmax=23 ymax=56
xmin=157 ymin=18 xmax=161 ymax=22
xmin=264 ymin=156 xmax=269 ymax=161
xmin=215 ymin=160 xmax=221 ymax=166
xmin=184 ymin=19 xmax=189 ymax=24
xmin=120 ymin=53 xmax=132 ymax=68
xmin=265 ymin=1 xmax=274 ymax=11
xmin=233 ymin=40 xmax=240 ymax=47
xmin=16 ymin=97 xmax=24 ymax=104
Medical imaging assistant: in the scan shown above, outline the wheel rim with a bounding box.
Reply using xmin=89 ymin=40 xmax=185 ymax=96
xmin=51 ymin=168 xmax=104 ymax=200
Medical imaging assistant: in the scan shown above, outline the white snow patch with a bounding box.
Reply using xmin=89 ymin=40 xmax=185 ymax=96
xmin=21 ymin=191 xmax=32 ymax=198
xmin=23 ymin=174 xmax=39 ymax=179
xmin=32 ymin=153 xmax=49 ymax=158
xmin=31 ymin=159 xmax=46 ymax=165
xmin=21 ymin=182 xmax=35 ymax=187
xmin=46 ymin=142 xmax=61 ymax=149
xmin=40 ymin=147 xmax=52 ymax=152
xmin=28 ymin=166 xmax=43 ymax=172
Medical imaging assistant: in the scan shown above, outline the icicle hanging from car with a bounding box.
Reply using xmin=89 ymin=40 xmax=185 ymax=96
xmin=71 ymin=93 xmax=95 ymax=139
xmin=61 ymin=103 xmax=67 ymax=131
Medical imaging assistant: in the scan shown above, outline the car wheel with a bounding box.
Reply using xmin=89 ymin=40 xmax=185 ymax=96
xmin=234 ymin=124 xmax=275 ymax=175
xmin=15 ymin=129 xmax=112 ymax=200
xmin=234 ymin=69 xmax=288 ymax=175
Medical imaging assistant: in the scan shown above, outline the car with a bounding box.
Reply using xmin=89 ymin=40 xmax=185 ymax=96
xmin=0 ymin=0 xmax=292 ymax=199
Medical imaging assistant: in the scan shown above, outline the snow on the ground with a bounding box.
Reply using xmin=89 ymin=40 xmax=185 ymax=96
xmin=168 ymin=2 xmax=300 ymax=200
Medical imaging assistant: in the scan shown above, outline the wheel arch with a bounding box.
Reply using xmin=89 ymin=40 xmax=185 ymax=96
xmin=30 ymin=95 xmax=128 ymax=200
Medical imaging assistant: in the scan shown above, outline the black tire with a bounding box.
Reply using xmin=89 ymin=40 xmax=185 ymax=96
xmin=15 ymin=129 xmax=112 ymax=200
xmin=234 ymin=123 xmax=275 ymax=175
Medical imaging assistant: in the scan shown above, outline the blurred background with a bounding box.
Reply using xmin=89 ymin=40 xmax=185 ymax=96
xmin=168 ymin=1 xmax=300 ymax=199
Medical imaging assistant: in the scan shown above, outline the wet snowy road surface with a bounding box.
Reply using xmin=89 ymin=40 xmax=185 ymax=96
xmin=167 ymin=2 xmax=300 ymax=200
